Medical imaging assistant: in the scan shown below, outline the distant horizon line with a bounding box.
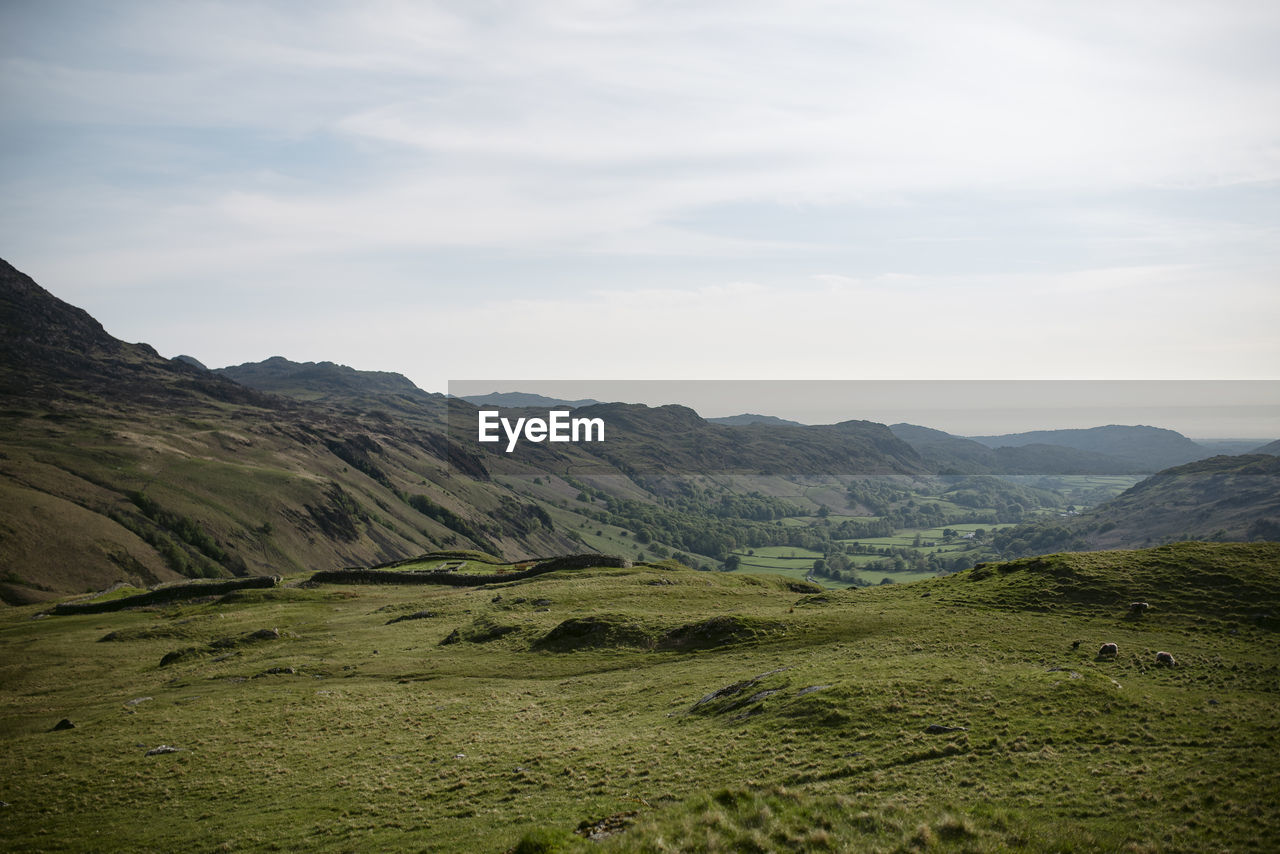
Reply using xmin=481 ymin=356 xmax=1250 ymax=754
xmin=447 ymin=380 xmax=1280 ymax=440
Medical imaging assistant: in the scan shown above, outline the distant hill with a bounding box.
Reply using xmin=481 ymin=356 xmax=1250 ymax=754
xmin=889 ymin=424 xmax=999 ymax=474
xmin=1252 ymin=439 xmax=1280 ymax=455
xmin=219 ymin=356 xmax=441 ymax=410
xmin=461 ymin=391 xmax=602 ymax=409
xmin=990 ymin=443 xmax=1142 ymax=475
xmin=892 ymin=423 xmax=1163 ymax=475
xmin=991 ymin=454 xmax=1280 ymax=556
xmin=1197 ymin=439 xmax=1275 ymax=456
xmin=173 ymin=354 xmax=209 ymax=370
xmin=708 ymin=413 xmax=805 ymax=427
xmin=449 ymin=401 xmax=928 ymax=477
xmin=1090 ymin=454 xmax=1280 ymax=545
xmin=968 ymin=425 xmax=1209 ymax=472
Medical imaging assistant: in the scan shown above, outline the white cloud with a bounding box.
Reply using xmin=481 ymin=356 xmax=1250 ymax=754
xmin=2 ymin=0 xmax=1278 ymax=384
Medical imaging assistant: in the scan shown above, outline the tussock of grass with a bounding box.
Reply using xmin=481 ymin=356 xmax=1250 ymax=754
xmin=535 ymin=615 xmax=660 ymax=651
xmin=439 ymin=617 xmax=522 ymax=645
xmin=98 ymin=615 xmax=214 ymax=642
xmin=660 ymin=615 xmax=789 ymax=650
xmin=534 ymin=614 xmax=790 ymax=653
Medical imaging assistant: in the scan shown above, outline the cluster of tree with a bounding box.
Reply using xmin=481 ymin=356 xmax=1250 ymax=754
xmin=830 ymin=518 xmax=896 ymax=539
xmin=708 ymin=492 xmax=799 ymax=520
xmin=990 ymin=522 xmax=1087 ymax=559
xmin=563 ymin=475 xmax=1062 ymax=569
xmin=857 ymin=549 xmax=978 ymax=577
xmin=939 ymin=476 xmax=1064 ymax=522
xmin=114 ymin=491 xmax=245 ymax=579
xmin=843 ymin=475 xmax=1063 ymax=527
xmin=580 ymin=485 xmax=810 ymax=561
xmin=805 ymin=552 xmax=867 ymax=586
xmin=406 ymin=493 xmax=499 ymax=555
xmin=845 ymin=478 xmax=918 ymax=515
xmin=880 ymin=500 xmax=950 ymax=529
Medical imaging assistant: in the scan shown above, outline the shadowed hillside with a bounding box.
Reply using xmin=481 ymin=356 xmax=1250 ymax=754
xmin=991 ymin=454 xmax=1280 ymax=558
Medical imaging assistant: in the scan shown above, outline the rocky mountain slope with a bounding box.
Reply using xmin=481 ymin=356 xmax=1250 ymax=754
xmin=0 ymin=260 xmax=578 ymax=602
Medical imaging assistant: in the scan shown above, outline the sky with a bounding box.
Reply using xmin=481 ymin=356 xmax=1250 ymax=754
xmin=2 ymin=1 xmax=1279 ymax=419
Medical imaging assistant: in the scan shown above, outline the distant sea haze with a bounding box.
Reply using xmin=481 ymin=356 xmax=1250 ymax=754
xmin=450 ymin=380 xmax=1280 ymax=439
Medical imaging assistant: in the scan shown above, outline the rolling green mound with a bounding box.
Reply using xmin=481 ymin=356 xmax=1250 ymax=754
xmin=1 ymin=543 xmax=1277 ymax=852
xmin=956 ymin=541 xmax=1280 ymax=625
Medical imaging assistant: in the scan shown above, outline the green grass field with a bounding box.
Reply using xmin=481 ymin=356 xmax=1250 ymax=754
xmin=2 ymin=542 xmax=1277 ymax=852
xmin=727 ymin=547 xmax=862 ymax=589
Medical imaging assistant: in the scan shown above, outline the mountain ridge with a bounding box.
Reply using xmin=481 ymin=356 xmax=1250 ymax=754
xmin=890 ymin=422 xmax=1186 ymax=475
xmin=3 ymin=257 xmax=1277 ymax=601
xmin=968 ymin=424 xmax=1210 ymax=471
xmin=461 ymin=391 xmax=603 ymax=409
xmin=708 ymin=413 xmax=806 ymax=427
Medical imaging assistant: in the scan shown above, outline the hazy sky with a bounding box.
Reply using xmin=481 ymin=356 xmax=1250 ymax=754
xmin=3 ymin=1 xmax=1278 ymax=397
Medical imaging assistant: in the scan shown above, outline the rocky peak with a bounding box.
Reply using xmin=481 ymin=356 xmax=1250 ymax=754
xmin=0 ymin=258 xmax=124 ymax=364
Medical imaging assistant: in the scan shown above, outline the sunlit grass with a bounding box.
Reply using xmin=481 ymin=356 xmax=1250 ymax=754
xmin=1 ymin=542 xmax=1277 ymax=852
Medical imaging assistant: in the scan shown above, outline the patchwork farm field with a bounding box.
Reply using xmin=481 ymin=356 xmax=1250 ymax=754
xmin=2 ymin=542 xmax=1277 ymax=852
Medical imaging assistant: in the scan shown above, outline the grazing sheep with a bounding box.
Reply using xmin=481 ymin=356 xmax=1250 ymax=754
xmin=1129 ymin=602 xmax=1150 ymax=616
xmin=1098 ymin=642 xmax=1118 ymax=659
xmin=1155 ymin=651 xmax=1177 ymax=667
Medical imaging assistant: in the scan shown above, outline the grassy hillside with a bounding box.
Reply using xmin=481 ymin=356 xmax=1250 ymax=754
xmin=0 ymin=261 xmax=594 ymax=600
xmin=1 ymin=542 xmax=1276 ymax=852
xmin=0 ymin=397 xmax=580 ymax=603
xmin=991 ymin=454 xmax=1280 ymax=559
